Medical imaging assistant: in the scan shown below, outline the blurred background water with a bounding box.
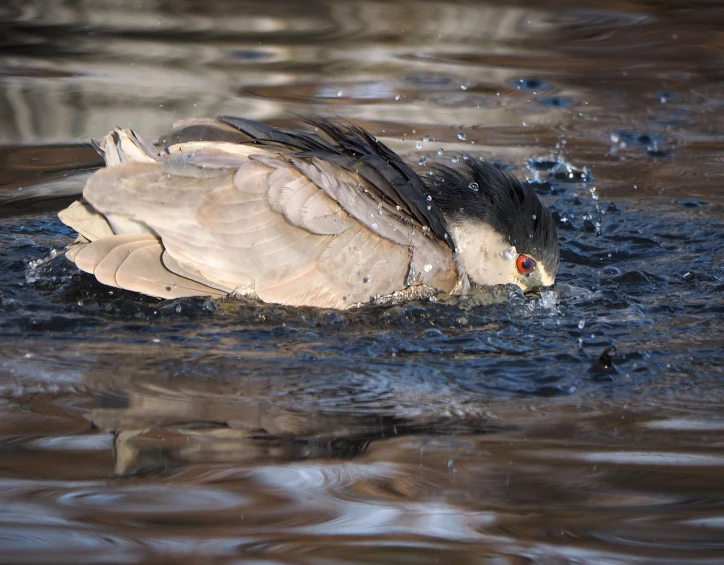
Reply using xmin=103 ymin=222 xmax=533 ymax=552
xmin=1 ymin=1 xmax=723 ymax=563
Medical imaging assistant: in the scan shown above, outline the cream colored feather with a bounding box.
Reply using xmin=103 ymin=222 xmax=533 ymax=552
xmin=58 ymin=200 xmax=114 ymax=241
xmin=59 ymin=125 xmax=458 ymax=308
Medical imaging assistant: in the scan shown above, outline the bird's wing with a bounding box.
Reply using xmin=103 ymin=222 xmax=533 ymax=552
xmin=160 ymin=117 xmax=458 ymax=263
xmin=218 ymin=116 xmax=455 ymax=249
xmin=78 ymin=137 xmax=427 ymax=307
xmin=61 ymin=123 xmax=459 ymax=307
xmin=58 ymin=199 xmax=212 ymax=299
xmin=70 ymin=233 xmax=226 ymax=299
xmin=288 ymin=156 xmax=459 ymax=292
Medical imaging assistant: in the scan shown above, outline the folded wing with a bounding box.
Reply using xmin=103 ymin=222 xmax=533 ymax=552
xmin=59 ymin=120 xmax=457 ymax=308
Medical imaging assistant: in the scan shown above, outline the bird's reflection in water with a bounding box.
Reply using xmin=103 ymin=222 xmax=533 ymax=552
xmin=86 ymin=361 xmax=500 ymax=476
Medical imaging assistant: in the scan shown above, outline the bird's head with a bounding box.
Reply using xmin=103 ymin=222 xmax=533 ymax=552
xmin=426 ymin=159 xmax=559 ymax=292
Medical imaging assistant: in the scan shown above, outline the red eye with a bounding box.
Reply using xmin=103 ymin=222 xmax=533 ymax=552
xmin=516 ymin=255 xmax=536 ymax=275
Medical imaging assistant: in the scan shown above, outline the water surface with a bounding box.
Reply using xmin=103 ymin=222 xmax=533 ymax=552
xmin=1 ymin=1 xmax=723 ymax=563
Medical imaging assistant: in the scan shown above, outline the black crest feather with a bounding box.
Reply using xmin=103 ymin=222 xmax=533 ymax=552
xmin=425 ymin=159 xmax=560 ymax=276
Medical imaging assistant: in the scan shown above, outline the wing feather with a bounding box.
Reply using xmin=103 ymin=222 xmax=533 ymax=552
xmin=94 ymin=239 xmax=159 ymax=288
xmin=255 ymin=267 xmax=345 ymax=309
xmin=66 ymin=241 xmax=86 ymax=263
xmin=58 ymin=200 xmax=115 ymax=241
xmin=61 ymin=121 xmax=462 ymax=307
xmin=317 ymin=224 xmax=411 ymax=304
xmin=161 ymin=251 xmax=240 ymax=294
xmin=114 ymin=243 xmax=227 ymax=299
xmin=300 ymin=188 xmax=354 ymax=234
xmin=74 ymin=234 xmax=157 ymax=274
xmin=262 ymin=160 xmax=354 ymax=235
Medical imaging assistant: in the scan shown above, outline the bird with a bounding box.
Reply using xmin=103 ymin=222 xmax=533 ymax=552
xmin=58 ymin=116 xmax=559 ymax=309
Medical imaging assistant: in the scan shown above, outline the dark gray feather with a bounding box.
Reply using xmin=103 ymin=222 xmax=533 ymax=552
xmin=425 ymin=159 xmax=560 ymax=277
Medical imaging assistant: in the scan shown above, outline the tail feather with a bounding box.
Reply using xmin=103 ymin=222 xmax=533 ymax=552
xmin=102 ymin=128 xmax=159 ymax=167
xmin=58 ymin=200 xmax=115 ymax=241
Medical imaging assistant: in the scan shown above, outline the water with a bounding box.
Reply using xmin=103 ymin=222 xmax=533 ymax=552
xmin=1 ymin=1 xmax=723 ymax=563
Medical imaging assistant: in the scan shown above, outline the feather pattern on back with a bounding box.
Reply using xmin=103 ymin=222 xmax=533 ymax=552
xmin=59 ymin=118 xmax=459 ymax=308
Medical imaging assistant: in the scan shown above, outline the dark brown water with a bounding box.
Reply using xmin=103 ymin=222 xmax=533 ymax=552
xmin=1 ymin=1 xmax=724 ymax=563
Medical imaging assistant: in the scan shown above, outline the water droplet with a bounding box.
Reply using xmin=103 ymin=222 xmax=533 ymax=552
xmin=501 ymin=246 xmax=517 ymax=260
xmin=437 ymin=148 xmax=444 ymax=156
xmin=371 ymin=223 xmax=377 ymax=230
xmin=423 ymin=264 xmax=432 ymax=272
xmin=468 ymin=182 xmax=479 ymax=192
xmin=418 ymin=156 xmax=427 ymax=166
xmin=578 ymin=319 xmax=585 ymax=329
xmin=415 ymin=142 xmax=422 ymax=149
xmin=395 ymin=94 xmax=401 ymax=101
xmin=460 ymin=84 xmax=467 ymax=90
xmin=363 ymin=276 xmax=371 ymax=283
xmin=337 ymin=90 xmax=343 ymax=97
xmin=422 ymin=135 xmax=430 ymax=142
xmin=531 ymin=214 xmax=537 ymax=220
xmin=457 ymin=132 xmax=467 ymax=141
xmin=426 ymin=195 xmax=432 ymax=202
xmin=451 ymin=156 xmax=459 ymax=163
